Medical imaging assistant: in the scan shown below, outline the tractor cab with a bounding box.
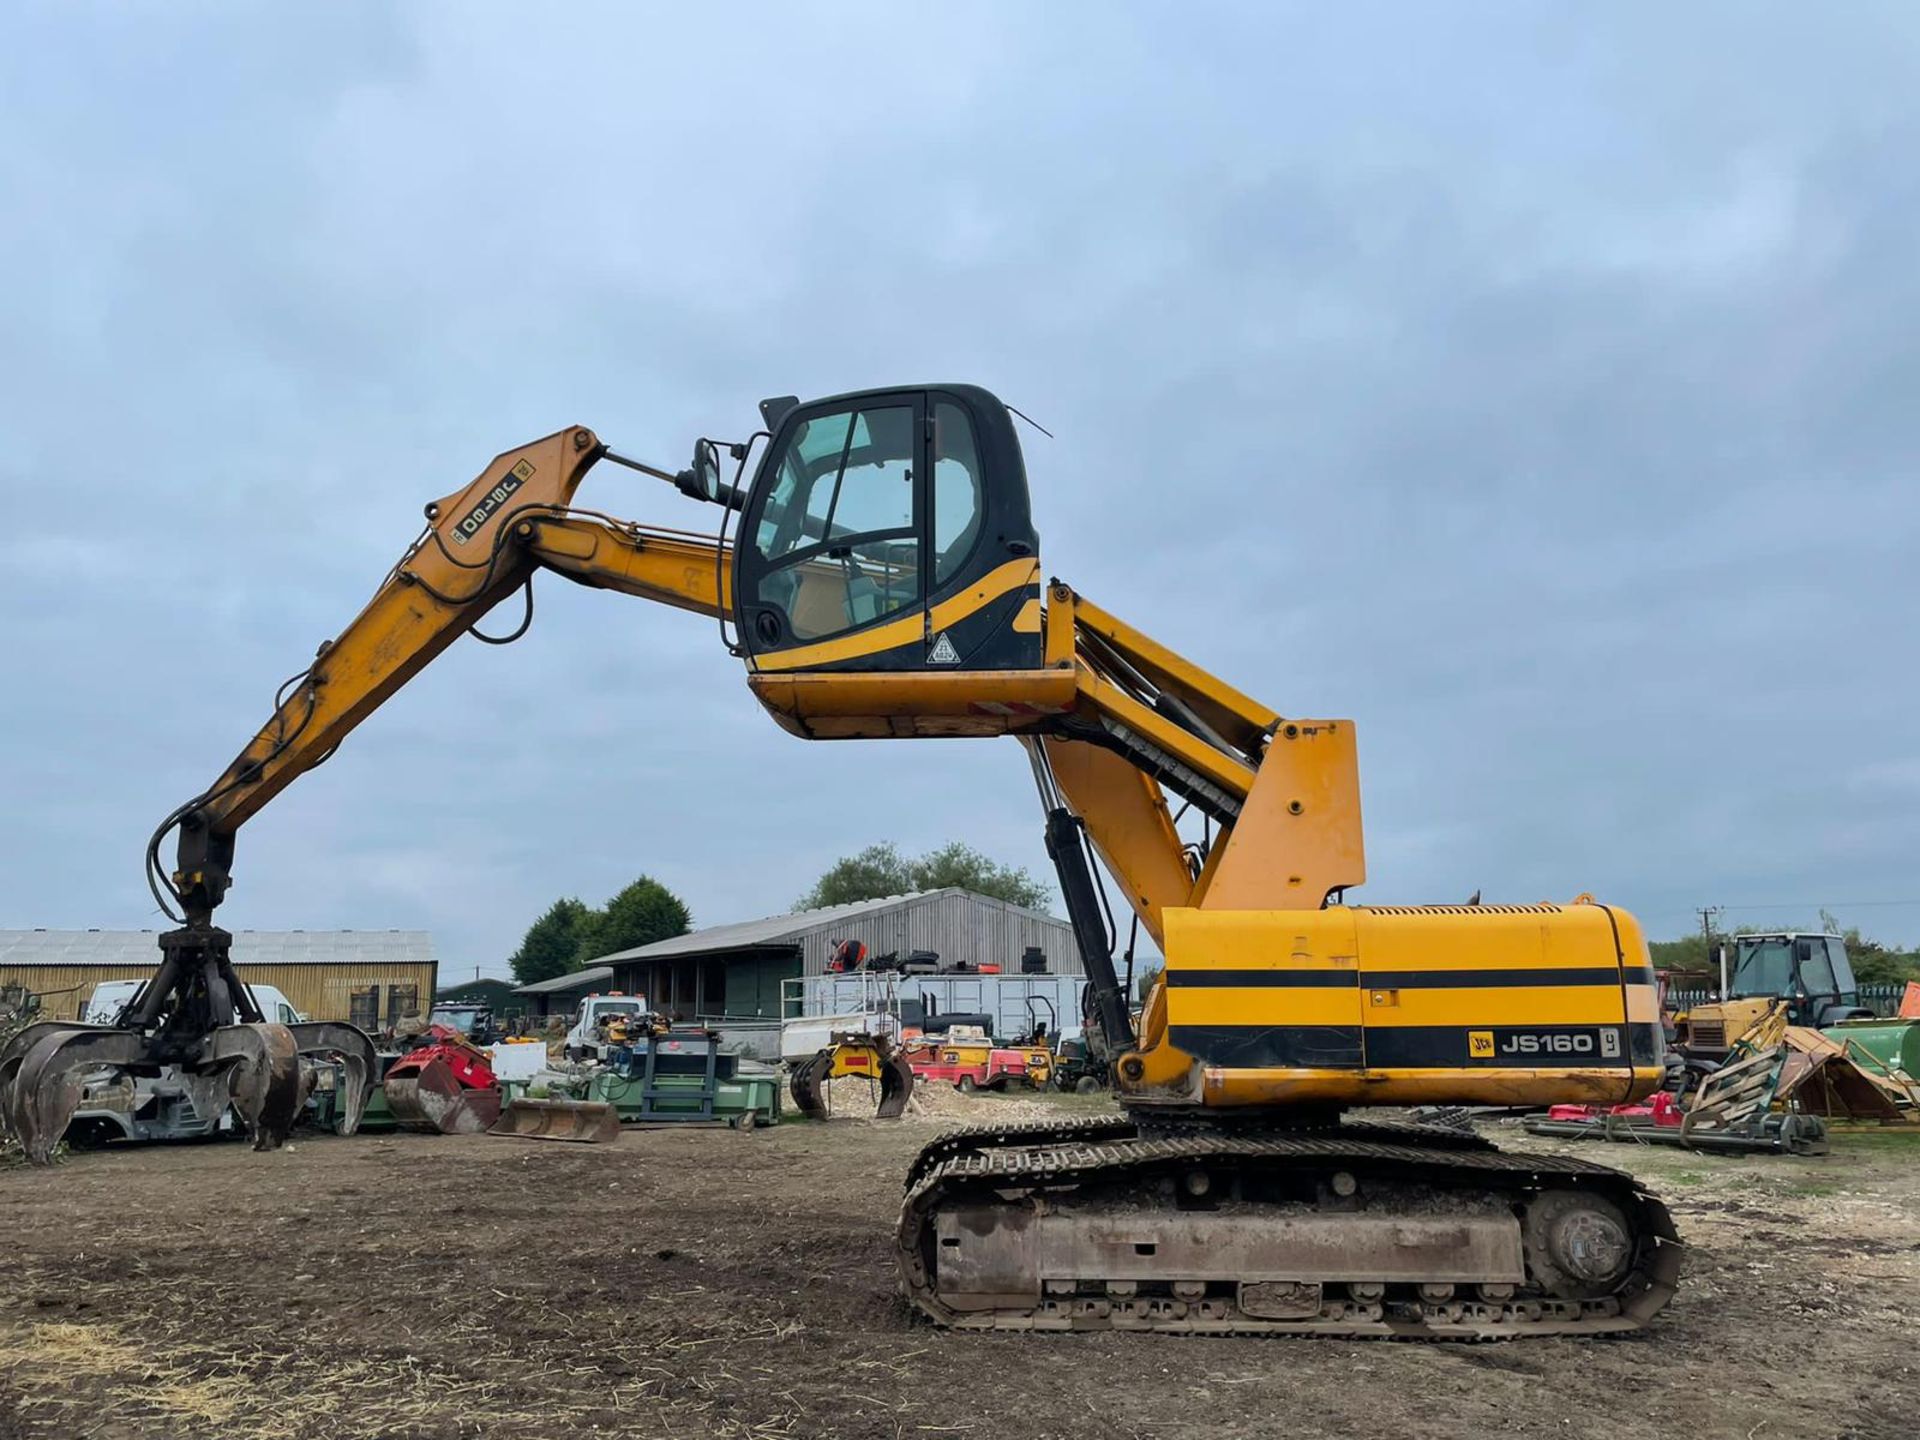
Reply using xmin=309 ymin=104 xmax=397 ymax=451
xmin=1725 ymin=932 xmax=1871 ymax=1028
xmin=1679 ymin=931 xmax=1873 ymax=1058
xmin=698 ymin=385 xmax=1063 ymax=739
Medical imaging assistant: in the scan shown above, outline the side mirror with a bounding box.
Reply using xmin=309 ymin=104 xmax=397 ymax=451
xmin=1793 ymin=938 xmax=1813 ymax=965
xmin=674 ymin=437 xmax=722 ymax=503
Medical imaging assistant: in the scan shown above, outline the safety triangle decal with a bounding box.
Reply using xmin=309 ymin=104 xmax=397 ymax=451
xmin=928 ymin=631 xmax=961 ymax=665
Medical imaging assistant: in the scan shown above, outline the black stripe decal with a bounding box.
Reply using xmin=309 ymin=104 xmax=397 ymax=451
xmin=1367 ymin=1025 xmax=1642 ymax=1068
xmin=1359 ymin=967 xmax=1626 ymax=990
xmin=1168 ymin=1024 xmax=1362 ymax=1068
xmin=1168 ymin=966 xmax=1659 ymax=990
xmin=1167 ymin=970 xmax=1358 ymax=989
xmin=1167 ymin=1022 xmax=1665 ymax=1071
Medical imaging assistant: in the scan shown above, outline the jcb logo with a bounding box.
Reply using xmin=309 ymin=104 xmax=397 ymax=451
xmin=1468 ymin=1030 xmax=1495 ymax=1058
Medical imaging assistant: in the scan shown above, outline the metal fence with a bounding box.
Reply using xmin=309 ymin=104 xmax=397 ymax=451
xmin=1667 ymin=983 xmax=1909 ymax=1017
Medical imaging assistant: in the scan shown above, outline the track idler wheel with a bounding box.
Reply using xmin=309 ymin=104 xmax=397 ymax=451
xmin=1523 ymin=1189 xmax=1637 ymax=1299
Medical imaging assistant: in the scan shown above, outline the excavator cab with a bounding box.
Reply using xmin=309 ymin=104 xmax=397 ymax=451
xmin=732 ymin=385 xmax=1044 ymax=677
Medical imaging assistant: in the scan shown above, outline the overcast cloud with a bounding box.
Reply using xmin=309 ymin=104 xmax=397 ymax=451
xmin=3 ymin=4 xmax=1918 ymax=979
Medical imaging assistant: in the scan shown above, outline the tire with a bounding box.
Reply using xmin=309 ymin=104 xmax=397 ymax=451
xmin=1075 ymin=1076 xmax=1100 ymax=1095
xmin=956 ymin=1076 xmax=977 ymax=1094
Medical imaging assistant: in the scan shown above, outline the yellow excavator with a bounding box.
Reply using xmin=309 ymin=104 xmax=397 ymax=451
xmin=0 ymin=384 xmax=1679 ymax=1336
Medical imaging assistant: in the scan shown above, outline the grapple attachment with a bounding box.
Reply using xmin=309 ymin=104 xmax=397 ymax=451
xmin=789 ymin=1038 xmax=916 ymax=1121
xmin=0 ymin=925 xmax=377 ymax=1164
xmin=489 ymin=1096 xmax=623 ymax=1143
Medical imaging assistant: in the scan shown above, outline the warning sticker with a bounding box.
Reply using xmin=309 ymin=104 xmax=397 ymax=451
xmin=928 ymin=631 xmax=961 ymax=665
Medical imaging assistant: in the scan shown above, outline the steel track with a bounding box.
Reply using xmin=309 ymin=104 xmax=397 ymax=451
xmin=896 ymin=1119 xmax=1682 ymax=1338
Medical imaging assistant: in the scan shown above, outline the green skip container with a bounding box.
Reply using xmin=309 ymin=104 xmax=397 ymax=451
xmin=1823 ymin=1018 xmax=1920 ymax=1080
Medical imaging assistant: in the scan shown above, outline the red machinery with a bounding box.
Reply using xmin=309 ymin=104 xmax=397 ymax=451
xmin=382 ymin=1028 xmax=502 ymax=1134
xmin=1546 ymin=1092 xmax=1682 ymax=1127
xmin=900 ymin=1029 xmax=1053 ymax=1093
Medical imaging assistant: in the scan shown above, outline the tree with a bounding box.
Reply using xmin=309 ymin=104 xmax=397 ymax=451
xmin=795 ymin=841 xmax=1050 ymax=911
xmin=912 ymin=841 xmax=1051 ymax=910
xmin=796 ymin=842 xmax=916 ymax=909
xmin=574 ymin=875 xmax=692 ymax=964
xmin=1831 ymin=930 xmax=1920 ymax=986
xmin=508 ymin=898 xmax=592 ymax=985
xmin=1647 ymin=934 xmax=1715 ymax=976
xmin=435 ymin=978 xmax=517 ymax=1010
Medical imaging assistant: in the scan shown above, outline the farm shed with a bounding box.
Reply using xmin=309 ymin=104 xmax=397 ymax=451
xmin=590 ymin=888 xmax=1080 ymax=1023
xmin=0 ymin=929 xmax=438 ymax=1026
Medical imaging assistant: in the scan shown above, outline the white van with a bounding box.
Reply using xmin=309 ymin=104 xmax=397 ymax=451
xmin=79 ymin=979 xmax=309 ymax=1028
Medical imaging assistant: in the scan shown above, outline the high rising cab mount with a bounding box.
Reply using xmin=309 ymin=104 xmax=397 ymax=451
xmin=0 ymin=384 xmax=1680 ymax=1336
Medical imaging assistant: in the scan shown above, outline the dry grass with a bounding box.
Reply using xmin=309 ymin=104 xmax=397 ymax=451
xmin=0 ymin=1316 xmax=577 ymax=1439
xmin=0 ymin=1298 xmax=873 ymax=1439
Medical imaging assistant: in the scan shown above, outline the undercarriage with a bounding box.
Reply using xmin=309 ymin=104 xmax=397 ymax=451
xmin=898 ymin=1116 xmax=1681 ymax=1337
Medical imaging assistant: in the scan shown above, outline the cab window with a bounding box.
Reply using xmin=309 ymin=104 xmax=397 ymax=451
xmin=751 ymin=402 xmax=922 ymax=642
xmin=1799 ymin=939 xmax=1838 ymax=996
xmin=932 ymin=401 xmax=983 ymax=586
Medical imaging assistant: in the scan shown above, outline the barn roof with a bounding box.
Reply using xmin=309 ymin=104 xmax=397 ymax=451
xmin=0 ymin=929 xmax=437 ymax=968
xmin=590 ymin=888 xmax=1068 ymax=965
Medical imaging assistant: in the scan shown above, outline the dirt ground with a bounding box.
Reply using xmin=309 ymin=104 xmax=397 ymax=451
xmin=1 ymin=1093 xmax=1915 ymax=1440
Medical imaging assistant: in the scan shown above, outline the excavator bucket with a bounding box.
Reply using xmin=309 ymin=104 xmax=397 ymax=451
xmin=382 ymin=1055 xmax=503 ymax=1135
xmin=488 ymin=1096 xmax=622 ymax=1144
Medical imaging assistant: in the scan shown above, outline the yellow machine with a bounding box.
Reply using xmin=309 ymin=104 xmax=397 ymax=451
xmin=0 ymin=384 xmax=1679 ymax=1336
xmin=1675 ymin=932 xmax=1874 ymax=1059
xmin=788 ymin=1029 xmax=916 ymax=1121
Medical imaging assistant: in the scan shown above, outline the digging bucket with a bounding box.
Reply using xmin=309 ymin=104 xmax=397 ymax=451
xmin=488 ymin=1096 xmax=623 ymax=1144
xmin=383 ymin=1056 xmax=503 ymax=1135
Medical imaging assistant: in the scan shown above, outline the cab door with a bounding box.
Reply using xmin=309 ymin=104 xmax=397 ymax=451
xmin=736 ymin=390 xmax=931 ymax=672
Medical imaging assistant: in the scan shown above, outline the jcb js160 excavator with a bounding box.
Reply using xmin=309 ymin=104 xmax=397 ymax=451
xmin=0 ymin=384 xmax=1679 ymax=1336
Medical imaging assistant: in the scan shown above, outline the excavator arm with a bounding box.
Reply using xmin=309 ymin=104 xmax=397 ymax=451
xmin=157 ymin=426 xmax=730 ymax=918
xmin=2 ymin=426 xmax=739 ymax=1163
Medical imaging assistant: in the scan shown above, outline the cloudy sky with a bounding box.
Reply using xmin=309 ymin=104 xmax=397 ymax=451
xmin=4 ymin=5 xmax=1918 ymax=979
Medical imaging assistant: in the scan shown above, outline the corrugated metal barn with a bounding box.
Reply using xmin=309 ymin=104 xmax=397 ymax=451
xmin=591 ymin=889 xmax=1080 ymax=1021
xmin=0 ymin=929 xmax=439 ymax=1026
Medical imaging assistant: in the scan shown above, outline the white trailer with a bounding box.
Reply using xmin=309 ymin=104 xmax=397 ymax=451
xmin=782 ymin=973 xmax=1088 ymax=1043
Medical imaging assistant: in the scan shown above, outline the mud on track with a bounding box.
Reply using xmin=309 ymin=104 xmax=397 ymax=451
xmin=1 ymin=1095 xmax=1915 ymax=1440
